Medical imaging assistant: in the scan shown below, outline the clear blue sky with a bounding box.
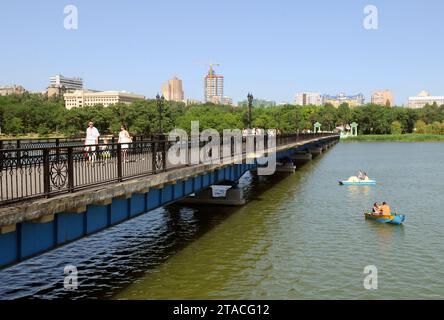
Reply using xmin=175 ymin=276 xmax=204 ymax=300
xmin=1 ymin=0 xmax=443 ymax=105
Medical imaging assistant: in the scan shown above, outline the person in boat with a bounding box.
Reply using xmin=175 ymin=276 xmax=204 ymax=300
xmin=357 ymin=170 xmax=365 ymax=180
xmin=380 ymin=202 xmax=391 ymax=216
xmin=362 ymin=172 xmax=369 ymax=181
xmin=372 ymin=202 xmax=381 ymax=214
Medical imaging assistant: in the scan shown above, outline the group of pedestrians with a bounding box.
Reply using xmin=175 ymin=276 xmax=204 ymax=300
xmin=241 ymin=128 xmax=281 ymax=136
xmin=83 ymin=122 xmax=132 ymax=164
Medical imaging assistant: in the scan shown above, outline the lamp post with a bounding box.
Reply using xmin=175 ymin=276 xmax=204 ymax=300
xmin=247 ymin=93 xmax=253 ymax=130
xmin=156 ymin=93 xmax=165 ymax=135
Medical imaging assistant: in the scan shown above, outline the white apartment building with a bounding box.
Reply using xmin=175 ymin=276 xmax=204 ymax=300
xmin=407 ymin=91 xmax=444 ymax=109
xmin=50 ymin=74 xmax=83 ymax=91
xmin=64 ymin=90 xmax=145 ymax=109
xmin=294 ymin=92 xmax=323 ymax=106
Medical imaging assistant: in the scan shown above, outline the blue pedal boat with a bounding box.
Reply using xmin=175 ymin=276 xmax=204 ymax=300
xmin=365 ymin=213 xmax=406 ymax=225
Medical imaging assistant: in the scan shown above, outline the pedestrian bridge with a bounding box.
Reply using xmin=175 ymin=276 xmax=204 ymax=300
xmin=0 ymin=133 xmax=339 ymax=269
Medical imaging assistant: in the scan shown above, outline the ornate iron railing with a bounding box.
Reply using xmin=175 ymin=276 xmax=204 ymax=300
xmin=0 ymin=133 xmax=337 ymax=205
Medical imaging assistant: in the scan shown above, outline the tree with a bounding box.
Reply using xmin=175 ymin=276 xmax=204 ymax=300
xmin=4 ymin=117 xmax=24 ymax=135
xmin=390 ymin=121 xmax=402 ymax=134
xmin=414 ymin=120 xmax=427 ymax=134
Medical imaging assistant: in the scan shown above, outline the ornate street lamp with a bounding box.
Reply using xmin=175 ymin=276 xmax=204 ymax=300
xmin=156 ymin=93 xmax=165 ymax=135
xmin=247 ymin=93 xmax=253 ymax=129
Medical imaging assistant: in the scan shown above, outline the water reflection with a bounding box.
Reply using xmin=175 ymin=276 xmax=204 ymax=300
xmin=347 ymin=185 xmax=371 ymax=197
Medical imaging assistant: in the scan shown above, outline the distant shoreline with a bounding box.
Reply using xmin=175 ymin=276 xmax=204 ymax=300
xmin=342 ymin=134 xmax=444 ymax=142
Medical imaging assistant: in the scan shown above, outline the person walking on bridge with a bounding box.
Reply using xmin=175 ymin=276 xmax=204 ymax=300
xmin=84 ymin=121 xmax=100 ymax=164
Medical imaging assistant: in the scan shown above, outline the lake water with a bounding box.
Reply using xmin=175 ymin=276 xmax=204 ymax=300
xmin=1 ymin=142 xmax=443 ymax=299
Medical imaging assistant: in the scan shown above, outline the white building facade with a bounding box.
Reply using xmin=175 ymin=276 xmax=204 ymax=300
xmin=64 ymin=90 xmax=145 ymax=109
xmin=294 ymin=92 xmax=323 ymax=106
xmin=50 ymin=74 xmax=83 ymax=91
xmin=407 ymin=91 xmax=444 ymax=109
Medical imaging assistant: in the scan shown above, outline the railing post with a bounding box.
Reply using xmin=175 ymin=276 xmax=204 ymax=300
xmin=17 ymin=140 xmax=21 ymax=167
xmin=43 ymin=148 xmax=50 ymax=196
xmin=67 ymin=146 xmax=74 ymax=192
xmin=231 ymin=136 xmax=234 ymax=157
xmin=152 ymin=141 xmax=156 ymax=173
xmin=55 ymin=138 xmax=60 ymax=161
xmin=117 ymin=143 xmax=122 ymax=181
xmin=163 ymin=140 xmax=167 ymax=171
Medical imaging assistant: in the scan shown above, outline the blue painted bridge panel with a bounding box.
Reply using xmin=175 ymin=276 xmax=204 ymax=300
xmin=147 ymin=188 xmax=161 ymax=210
xmin=21 ymin=221 xmax=55 ymax=259
xmin=161 ymin=184 xmax=174 ymax=204
xmin=202 ymin=173 xmax=210 ymax=188
xmin=194 ymin=175 xmax=202 ymax=190
xmin=130 ymin=193 xmax=146 ymax=217
xmin=86 ymin=205 xmax=108 ymax=234
xmin=174 ymin=182 xmax=184 ymax=200
xmin=0 ymin=231 xmax=18 ymax=266
xmin=111 ymin=199 xmax=129 ymax=224
xmin=57 ymin=213 xmax=84 ymax=244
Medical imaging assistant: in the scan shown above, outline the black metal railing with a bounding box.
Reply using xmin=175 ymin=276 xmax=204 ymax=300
xmin=0 ymin=132 xmax=337 ymax=205
xmin=0 ymin=134 xmax=154 ymax=151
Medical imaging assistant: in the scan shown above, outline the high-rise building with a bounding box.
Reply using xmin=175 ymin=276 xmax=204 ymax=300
xmin=50 ymin=74 xmax=83 ymax=91
xmin=161 ymin=76 xmax=184 ymax=102
xmin=0 ymin=85 xmax=26 ymax=96
xmin=407 ymin=91 xmax=444 ymax=109
xmin=371 ymin=90 xmax=394 ymax=106
xmin=63 ymin=90 xmax=145 ymax=109
xmin=294 ymin=92 xmax=323 ymax=106
xmin=204 ymin=67 xmax=223 ymax=103
xmin=323 ymin=92 xmax=365 ymax=107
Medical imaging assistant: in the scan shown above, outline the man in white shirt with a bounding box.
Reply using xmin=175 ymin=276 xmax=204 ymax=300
xmin=85 ymin=122 xmax=100 ymax=163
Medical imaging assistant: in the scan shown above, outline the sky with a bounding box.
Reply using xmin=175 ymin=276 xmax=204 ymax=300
xmin=1 ymin=0 xmax=443 ymax=105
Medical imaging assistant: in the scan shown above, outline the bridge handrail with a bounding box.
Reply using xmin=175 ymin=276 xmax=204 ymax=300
xmin=0 ymin=132 xmax=338 ymax=205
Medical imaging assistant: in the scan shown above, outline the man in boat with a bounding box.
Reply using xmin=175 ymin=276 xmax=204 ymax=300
xmin=380 ymin=202 xmax=391 ymax=216
xmin=357 ymin=170 xmax=365 ymax=180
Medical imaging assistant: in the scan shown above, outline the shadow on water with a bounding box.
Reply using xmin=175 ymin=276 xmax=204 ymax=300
xmin=0 ymin=170 xmax=299 ymax=300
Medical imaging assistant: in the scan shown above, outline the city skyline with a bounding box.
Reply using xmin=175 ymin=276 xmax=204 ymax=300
xmin=1 ymin=1 xmax=444 ymax=105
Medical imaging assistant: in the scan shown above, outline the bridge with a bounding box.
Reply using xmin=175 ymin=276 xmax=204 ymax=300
xmin=0 ymin=132 xmax=339 ymax=269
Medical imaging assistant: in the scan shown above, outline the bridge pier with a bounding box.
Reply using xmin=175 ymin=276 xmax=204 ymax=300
xmin=275 ymin=161 xmax=297 ymax=173
xmin=177 ymin=186 xmax=246 ymax=206
xmin=290 ymin=152 xmax=313 ymax=165
xmin=309 ymin=147 xmax=323 ymax=157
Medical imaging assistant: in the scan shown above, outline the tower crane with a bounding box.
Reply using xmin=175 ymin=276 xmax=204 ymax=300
xmin=196 ymin=62 xmax=220 ymax=78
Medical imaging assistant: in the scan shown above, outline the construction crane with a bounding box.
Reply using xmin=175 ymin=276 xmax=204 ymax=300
xmin=196 ymin=62 xmax=220 ymax=78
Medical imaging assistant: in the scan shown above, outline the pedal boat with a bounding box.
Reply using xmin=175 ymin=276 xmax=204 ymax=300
xmin=364 ymin=213 xmax=405 ymax=225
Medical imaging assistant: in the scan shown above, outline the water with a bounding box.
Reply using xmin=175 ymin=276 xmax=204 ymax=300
xmin=1 ymin=142 xmax=443 ymax=299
